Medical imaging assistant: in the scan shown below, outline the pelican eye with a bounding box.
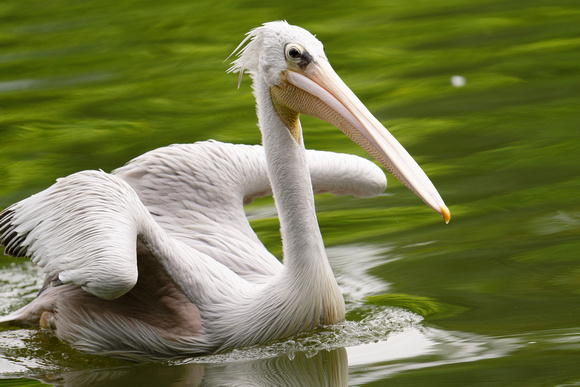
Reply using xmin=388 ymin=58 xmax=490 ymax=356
xmin=285 ymin=45 xmax=302 ymax=61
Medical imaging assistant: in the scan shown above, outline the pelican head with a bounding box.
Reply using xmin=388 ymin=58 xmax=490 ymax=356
xmin=230 ymin=21 xmax=450 ymax=222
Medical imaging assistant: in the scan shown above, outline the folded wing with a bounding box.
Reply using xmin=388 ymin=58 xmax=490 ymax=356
xmin=0 ymin=171 xmax=145 ymax=300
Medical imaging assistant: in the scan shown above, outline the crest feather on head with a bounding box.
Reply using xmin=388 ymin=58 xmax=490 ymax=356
xmin=227 ymin=21 xmax=295 ymax=88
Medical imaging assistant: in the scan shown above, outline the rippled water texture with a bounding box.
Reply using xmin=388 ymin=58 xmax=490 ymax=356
xmin=1 ymin=0 xmax=579 ymax=385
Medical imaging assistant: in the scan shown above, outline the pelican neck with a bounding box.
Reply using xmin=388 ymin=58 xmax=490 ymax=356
xmin=254 ymin=83 xmax=329 ymax=275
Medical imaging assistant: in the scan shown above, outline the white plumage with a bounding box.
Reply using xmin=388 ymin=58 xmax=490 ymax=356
xmin=0 ymin=21 xmax=448 ymax=360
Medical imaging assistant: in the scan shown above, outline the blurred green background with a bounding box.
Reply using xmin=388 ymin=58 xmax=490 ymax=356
xmin=1 ymin=0 xmax=579 ymax=385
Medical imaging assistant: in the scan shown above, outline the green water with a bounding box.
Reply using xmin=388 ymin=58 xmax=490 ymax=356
xmin=1 ymin=0 xmax=579 ymax=385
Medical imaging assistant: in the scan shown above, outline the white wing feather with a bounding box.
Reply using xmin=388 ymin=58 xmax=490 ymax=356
xmin=0 ymin=171 xmax=143 ymax=300
xmin=114 ymin=141 xmax=385 ymax=221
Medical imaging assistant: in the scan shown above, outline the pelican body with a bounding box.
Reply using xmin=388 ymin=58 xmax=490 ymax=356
xmin=0 ymin=21 xmax=449 ymax=360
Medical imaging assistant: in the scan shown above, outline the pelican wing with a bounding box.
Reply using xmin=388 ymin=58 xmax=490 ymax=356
xmin=112 ymin=141 xmax=386 ymax=282
xmin=114 ymin=141 xmax=385 ymax=221
xmin=306 ymin=147 xmax=387 ymax=198
xmin=113 ymin=141 xmax=283 ymax=282
xmin=0 ymin=171 xmax=146 ymax=300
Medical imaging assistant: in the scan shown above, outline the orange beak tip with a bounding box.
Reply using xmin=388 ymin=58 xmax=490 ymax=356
xmin=441 ymin=206 xmax=451 ymax=224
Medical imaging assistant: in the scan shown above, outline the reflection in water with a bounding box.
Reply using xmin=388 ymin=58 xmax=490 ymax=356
xmin=12 ymin=323 xmax=542 ymax=387
xmin=327 ymin=244 xmax=395 ymax=309
xmin=349 ymin=328 xmax=521 ymax=384
xmin=37 ymin=349 xmax=347 ymax=387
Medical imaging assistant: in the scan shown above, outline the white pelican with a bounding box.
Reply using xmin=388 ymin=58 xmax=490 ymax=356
xmin=0 ymin=21 xmax=449 ymax=360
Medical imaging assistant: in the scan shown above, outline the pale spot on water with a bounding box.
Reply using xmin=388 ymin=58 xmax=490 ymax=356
xmin=451 ymin=75 xmax=466 ymax=87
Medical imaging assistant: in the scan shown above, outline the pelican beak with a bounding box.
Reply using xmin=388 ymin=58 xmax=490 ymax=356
xmin=271 ymin=57 xmax=450 ymax=223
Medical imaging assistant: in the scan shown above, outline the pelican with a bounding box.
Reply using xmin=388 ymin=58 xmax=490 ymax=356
xmin=0 ymin=21 xmax=449 ymax=360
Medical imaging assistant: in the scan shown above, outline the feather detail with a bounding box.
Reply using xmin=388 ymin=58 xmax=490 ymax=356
xmin=1 ymin=171 xmax=142 ymax=300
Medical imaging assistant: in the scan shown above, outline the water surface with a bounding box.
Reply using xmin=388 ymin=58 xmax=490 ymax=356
xmin=1 ymin=0 xmax=579 ymax=385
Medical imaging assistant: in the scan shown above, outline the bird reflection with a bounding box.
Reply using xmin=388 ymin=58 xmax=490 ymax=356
xmin=37 ymin=347 xmax=348 ymax=387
